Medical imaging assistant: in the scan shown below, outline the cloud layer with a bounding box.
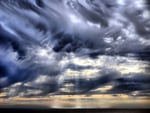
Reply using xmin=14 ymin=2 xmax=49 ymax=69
xmin=0 ymin=0 xmax=150 ymax=97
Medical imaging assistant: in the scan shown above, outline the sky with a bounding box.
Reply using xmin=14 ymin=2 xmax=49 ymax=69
xmin=0 ymin=0 xmax=150 ymax=108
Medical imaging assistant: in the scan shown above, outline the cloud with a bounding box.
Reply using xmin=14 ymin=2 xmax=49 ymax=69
xmin=0 ymin=45 xmax=22 ymax=88
xmin=0 ymin=0 xmax=150 ymax=97
xmin=59 ymin=68 xmax=120 ymax=94
xmin=105 ymin=73 xmax=150 ymax=95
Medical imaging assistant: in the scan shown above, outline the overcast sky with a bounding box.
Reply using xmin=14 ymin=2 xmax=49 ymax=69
xmin=0 ymin=0 xmax=150 ymax=101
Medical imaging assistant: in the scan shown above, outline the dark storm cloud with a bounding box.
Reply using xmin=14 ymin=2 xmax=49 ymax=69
xmin=104 ymin=73 xmax=150 ymax=95
xmin=0 ymin=0 xmax=150 ymax=97
xmin=4 ymin=76 xmax=59 ymax=97
xmin=0 ymin=46 xmax=23 ymax=88
xmin=0 ymin=25 xmax=27 ymax=59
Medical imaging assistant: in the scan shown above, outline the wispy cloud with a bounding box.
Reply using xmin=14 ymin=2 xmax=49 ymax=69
xmin=0 ymin=0 xmax=149 ymax=97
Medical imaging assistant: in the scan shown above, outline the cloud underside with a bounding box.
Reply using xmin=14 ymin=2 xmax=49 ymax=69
xmin=0 ymin=0 xmax=150 ymax=97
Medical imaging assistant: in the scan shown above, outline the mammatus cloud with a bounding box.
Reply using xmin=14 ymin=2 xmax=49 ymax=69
xmin=0 ymin=0 xmax=150 ymax=97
